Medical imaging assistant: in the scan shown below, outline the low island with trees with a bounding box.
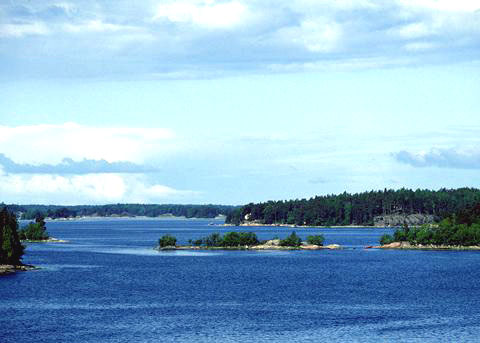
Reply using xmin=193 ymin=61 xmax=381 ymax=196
xmin=156 ymin=231 xmax=341 ymax=251
xmin=372 ymin=204 xmax=480 ymax=250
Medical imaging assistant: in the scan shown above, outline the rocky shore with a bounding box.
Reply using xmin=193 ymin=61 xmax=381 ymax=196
xmin=157 ymin=239 xmax=341 ymax=251
xmin=367 ymin=241 xmax=480 ymax=250
xmin=0 ymin=264 xmax=37 ymax=276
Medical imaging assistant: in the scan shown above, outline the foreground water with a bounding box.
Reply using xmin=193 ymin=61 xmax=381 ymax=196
xmin=2 ymin=219 xmax=480 ymax=342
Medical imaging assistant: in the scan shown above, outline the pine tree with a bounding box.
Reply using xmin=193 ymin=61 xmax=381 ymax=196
xmin=0 ymin=207 xmax=24 ymax=265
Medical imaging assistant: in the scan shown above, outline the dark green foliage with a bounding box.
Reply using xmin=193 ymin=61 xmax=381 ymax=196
xmin=9 ymin=204 xmax=238 ymax=220
xmin=393 ymin=229 xmax=407 ymax=242
xmin=190 ymin=232 xmax=259 ymax=247
xmin=204 ymin=233 xmax=223 ymax=247
xmin=221 ymin=232 xmax=259 ymax=246
xmin=379 ymin=234 xmax=394 ymax=245
xmin=158 ymin=234 xmax=177 ymax=247
xmin=306 ymin=235 xmax=324 ymax=246
xmin=387 ymin=204 xmax=480 ymax=246
xmin=0 ymin=207 xmax=24 ymax=265
xmin=225 ymin=188 xmax=480 ymax=226
xmin=18 ymin=215 xmax=49 ymax=241
xmin=280 ymin=231 xmax=302 ymax=247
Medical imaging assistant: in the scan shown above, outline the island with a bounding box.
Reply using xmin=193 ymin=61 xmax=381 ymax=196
xmin=369 ymin=204 xmax=480 ymax=250
xmin=156 ymin=231 xmax=341 ymax=251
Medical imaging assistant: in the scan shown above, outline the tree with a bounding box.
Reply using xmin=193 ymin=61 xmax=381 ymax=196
xmin=0 ymin=207 xmax=24 ymax=265
xmin=158 ymin=234 xmax=177 ymax=248
xmin=280 ymin=231 xmax=302 ymax=247
xmin=306 ymin=235 xmax=324 ymax=246
xmin=19 ymin=215 xmax=49 ymax=241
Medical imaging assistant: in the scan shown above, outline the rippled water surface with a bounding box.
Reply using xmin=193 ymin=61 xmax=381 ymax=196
xmin=2 ymin=219 xmax=480 ymax=342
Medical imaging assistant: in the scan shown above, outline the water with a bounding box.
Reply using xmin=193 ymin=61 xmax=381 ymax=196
xmin=2 ymin=219 xmax=480 ymax=342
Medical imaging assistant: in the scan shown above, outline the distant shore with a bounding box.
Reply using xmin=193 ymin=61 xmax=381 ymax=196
xmin=367 ymin=241 xmax=480 ymax=250
xmin=223 ymin=223 xmax=393 ymax=229
xmin=37 ymin=215 xmax=225 ymax=222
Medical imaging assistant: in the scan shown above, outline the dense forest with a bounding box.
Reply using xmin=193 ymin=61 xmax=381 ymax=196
xmin=5 ymin=204 xmax=238 ymax=220
xmin=225 ymin=188 xmax=480 ymax=226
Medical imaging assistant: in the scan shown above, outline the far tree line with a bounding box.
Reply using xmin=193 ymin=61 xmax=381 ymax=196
xmin=226 ymin=188 xmax=480 ymax=226
xmin=4 ymin=204 xmax=238 ymax=220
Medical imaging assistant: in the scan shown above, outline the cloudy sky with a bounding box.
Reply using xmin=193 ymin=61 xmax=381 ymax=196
xmin=1 ymin=0 xmax=479 ymax=205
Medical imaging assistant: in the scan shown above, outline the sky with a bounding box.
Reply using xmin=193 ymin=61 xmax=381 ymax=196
xmin=0 ymin=0 xmax=479 ymax=205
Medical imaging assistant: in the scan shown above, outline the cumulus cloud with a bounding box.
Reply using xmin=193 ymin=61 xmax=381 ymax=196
xmin=0 ymin=123 xmax=176 ymax=164
xmin=153 ymin=1 xmax=249 ymax=29
xmin=394 ymin=148 xmax=480 ymax=169
xmin=0 ymin=154 xmax=159 ymax=175
xmin=0 ymin=172 xmax=197 ymax=205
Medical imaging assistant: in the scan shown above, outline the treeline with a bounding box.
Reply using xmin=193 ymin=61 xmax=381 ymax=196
xmin=226 ymin=188 xmax=480 ymax=226
xmin=5 ymin=204 xmax=238 ymax=220
xmin=381 ymin=204 xmax=480 ymax=246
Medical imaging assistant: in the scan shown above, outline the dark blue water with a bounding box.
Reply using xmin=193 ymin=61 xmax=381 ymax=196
xmin=2 ymin=219 xmax=480 ymax=342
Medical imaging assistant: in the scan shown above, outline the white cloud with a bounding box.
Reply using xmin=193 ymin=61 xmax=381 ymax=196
xmin=276 ymin=19 xmax=342 ymax=52
xmin=153 ymin=0 xmax=248 ymax=29
xmin=0 ymin=171 xmax=197 ymax=204
xmin=398 ymin=0 xmax=480 ymax=12
xmin=63 ymin=20 xmax=140 ymax=33
xmin=0 ymin=22 xmax=50 ymax=37
xmin=397 ymin=22 xmax=433 ymax=39
xmin=404 ymin=41 xmax=437 ymax=51
xmin=0 ymin=123 xmax=176 ymax=164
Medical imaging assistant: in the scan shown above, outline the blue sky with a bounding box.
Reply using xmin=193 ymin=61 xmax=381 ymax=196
xmin=0 ymin=0 xmax=479 ymax=205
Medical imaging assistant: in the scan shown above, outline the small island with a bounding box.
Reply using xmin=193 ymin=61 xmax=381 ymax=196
xmin=370 ymin=204 xmax=480 ymax=250
xmin=156 ymin=231 xmax=341 ymax=251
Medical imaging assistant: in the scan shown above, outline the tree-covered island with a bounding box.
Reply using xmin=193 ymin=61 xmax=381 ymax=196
xmin=156 ymin=231 xmax=339 ymax=251
xmin=375 ymin=204 xmax=480 ymax=250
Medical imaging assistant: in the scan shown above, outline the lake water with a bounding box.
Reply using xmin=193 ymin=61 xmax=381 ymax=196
xmin=2 ymin=219 xmax=480 ymax=342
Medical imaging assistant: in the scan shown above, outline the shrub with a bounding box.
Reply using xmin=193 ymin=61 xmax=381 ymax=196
xmin=222 ymin=232 xmax=259 ymax=246
xmin=158 ymin=234 xmax=177 ymax=248
xmin=379 ymin=234 xmax=394 ymax=245
xmin=393 ymin=229 xmax=407 ymax=242
xmin=280 ymin=231 xmax=302 ymax=247
xmin=19 ymin=222 xmax=49 ymax=241
xmin=306 ymin=235 xmax=324 ymax=246
xmin=204 ymin=233 xmax=223 ymax=247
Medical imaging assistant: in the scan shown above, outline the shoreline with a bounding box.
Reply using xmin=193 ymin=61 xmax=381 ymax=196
xmin=35 ymin=215 xmax=226 ymax=222
xmin=21 ymin=237 xmax=69 ymax=243
xmin=0 ymin=264 xmax=38 ymax=276
xmin=157 ymin=244 xmax=342 ymax=251
xmin=223 ymin=223 xmax=394 ymax=229
xmin=367 ymin=241 xmax=480 ymax=250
